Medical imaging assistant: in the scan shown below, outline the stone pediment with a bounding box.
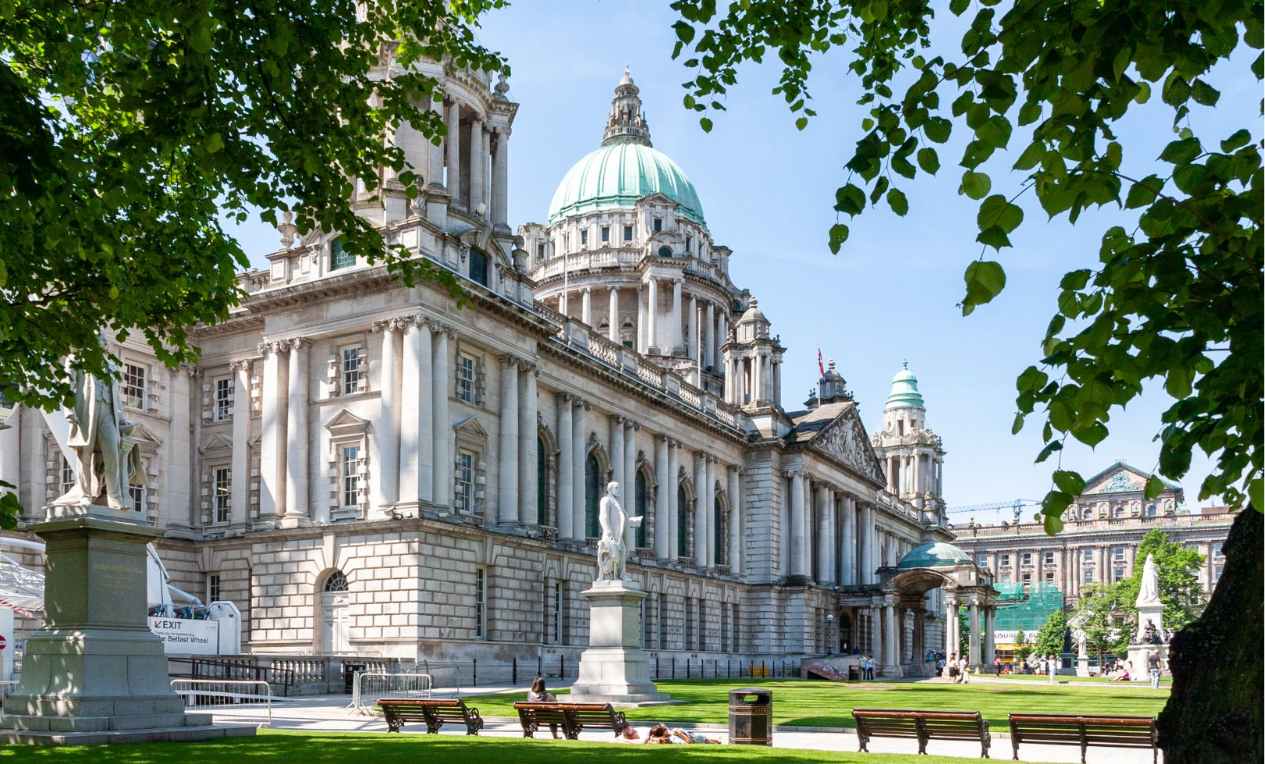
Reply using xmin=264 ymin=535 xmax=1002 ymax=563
xmin=453 ymin=415 xmax=489 ymax=439
xmin=128 ymin=422 xmax=163 ymax=447
xmin=199 ymin=433 xmax=234 ymax=455
xmin=808 ymin=408 xmax=885 ymax=486
xmin=1083 ymin=461 xmax=1173 ymax=495
xmin=325 ymin=409 xmax=368 ymax=437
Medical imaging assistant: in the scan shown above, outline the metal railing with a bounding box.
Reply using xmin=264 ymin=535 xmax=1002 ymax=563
xmin=348 ymin=671 xmax=433 ymax=714
xmin=171 ymin=679 xmax=275 ymax=728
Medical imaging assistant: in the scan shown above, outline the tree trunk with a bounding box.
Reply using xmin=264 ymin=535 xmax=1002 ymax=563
xmin=1157 ymin=506 xmax=1262 ymax=763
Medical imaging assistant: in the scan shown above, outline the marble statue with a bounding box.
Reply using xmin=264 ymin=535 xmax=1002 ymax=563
xmin=53 ymin=346 xmax=146 ymax=510
xmin=595 ymin=482 xmax=641 ymax=582
xmin=1136 ymin=553 xmax=1161 ymax=607
xmin=1142 ymin=619 xmax=1159 ymax=645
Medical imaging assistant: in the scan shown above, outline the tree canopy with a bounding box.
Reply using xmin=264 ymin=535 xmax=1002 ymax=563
xmin=669 ymin=0 xmax=1264 ymax=529
xmin=1033 ymin=608 xmax=1067 ymax=659
xmin=0 ymin=0 xmax=504 ymax=414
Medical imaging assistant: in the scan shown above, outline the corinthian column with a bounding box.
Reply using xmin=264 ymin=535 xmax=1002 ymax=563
xmin=557 ymin=394 xmax=574 ymax=539
xmin=229 ymin=359 xmax=251 ymax=527
xmin=646 ymin=277 xmax=658 ymax=353
xmin=258 ymin=341 xmax=286 ymax=524
xmin=432 ymin=325 xmax=452 ymax=508
xmin=371 ymin=321 xmax=400 ymax=516
xmin=491 ymin=127 xmax=509 ymax=227
xmin=671 ymin=280 xmax=684 ymax=354
xmin=655 ymin=435 xmax=670 ymax=560
xmin=285 ymin=339 xmax=310 ymax=523
xmin=497 ymin=355 xmax=519 ymax=525
xmin=445 ymin=101 xmax=461 ymax=204
xmin=789 ymin=471 xmax=805 ymax=577
xmin=469 ymin=117 xmax=484 ymax=212
xmin=608 ymin=288 xmax=620 ymax=343
xmin=518 ymin=364 xmax=538 ymax=525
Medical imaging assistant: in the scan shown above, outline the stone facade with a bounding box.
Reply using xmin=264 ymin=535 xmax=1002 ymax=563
xmin=953 ymin=462 xmax=1234 ymax=606
xmin=0 ymin=64 xmax=958 ymax=673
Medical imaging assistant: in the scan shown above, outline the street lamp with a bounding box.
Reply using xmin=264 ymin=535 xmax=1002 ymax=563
xmin=826 ymin=613 xmax=835 ymax=655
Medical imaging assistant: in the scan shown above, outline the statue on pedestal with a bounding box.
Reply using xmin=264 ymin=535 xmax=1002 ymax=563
xmin=1143 ymin=619 xmax=1159 ymax=645
xmin=595 ymin=482 xmax=641 ymax=582
xmin=1136 ymin=554 xmax=1162 ymax=607
xmin=52 ymin=344 xmax=147 ymax=510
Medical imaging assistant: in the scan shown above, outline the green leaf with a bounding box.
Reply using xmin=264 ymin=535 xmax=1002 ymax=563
xmin=1072 ymin=421 xmax=1109 ymax=447
xmin=672 ymin=20 xmax=695 ymax=45
xmin=1159 ymin=138 xmax=1201 ymax=166
xmin=916 ymin=147 xmax=940 ymax=174
xmin=962 ymin=259 xmax=1006 ymax=314
xmin=886 ymin=188 xmax=908 ymax=216
xmin=949 ymin=0 xmax=969 ymax=14
xmin=1053 ymin=470 xmax=1086 ymax=496
xmin=828 ymin=223 xmax=849 ymax=254
xmin=1221 ymin=129 xmax=1252 ymax=152
xmin=1190 ymin=79 xmax=1220 ymax=106
xmin=795 ymin=116 xmax=808 ymax=131
xmin=699 ymin=117 xmax=713 ymax=133
xmin=204 ymin=132 xmax=224 ymax=154
xmin=961 ymin=171 xmax=991 ymax=199
xmin=1011 ymin=412 xmax=1025 ymax=435
xmin=1165 ymin=366 xmax=1193 ymax=398
xmin=834 ymin=184 xmax=866 ymax=215
xmin=190 ymin=22 xmax=214 ymax=54
xmin=1249 ymin=476 xmax=1263 ymax=511
xmin=924 ymin=117 xmax=952 ymax=143
xmin=1124 ymin=176 xmax=1163 ymax=209
xmin=1144 ymin=475 xmax=1165 ymax=500
xmin=977 ymin=194 xmax=1023 ymax=233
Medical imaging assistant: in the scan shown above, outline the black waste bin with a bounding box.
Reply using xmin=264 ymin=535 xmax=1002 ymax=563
xmin=848 ymin=665 xmax=860 ymax=681
xmin=728 ymin=687 xmax=773 ymax=745
xmin=344 ymin=663 xmax=366 ymax=695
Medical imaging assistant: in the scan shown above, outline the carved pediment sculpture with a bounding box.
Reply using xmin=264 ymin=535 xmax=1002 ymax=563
xmin=811 ymin=409 xmax=885 ymax=485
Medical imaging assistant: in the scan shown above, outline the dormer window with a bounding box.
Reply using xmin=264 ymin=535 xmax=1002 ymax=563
xmin=657 ymin=246 xmax=672 ymax=258
xmin=469 ymin=248 xmax=489 ymax=286
xmin=330 ymin=237 xmax=354 ymax=270
xmin=653 ymin=218 xmax=663 ymax=233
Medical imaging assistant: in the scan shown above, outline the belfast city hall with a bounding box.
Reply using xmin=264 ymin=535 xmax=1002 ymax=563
xmin=0 ymin=60 xmax=1004 ymax=678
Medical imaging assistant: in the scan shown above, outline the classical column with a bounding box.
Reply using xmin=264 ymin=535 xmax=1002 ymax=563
xmin=687 ymin=295 xmax=699 ymax=362
xmin=789 ymin=471 xmax=806 ymax=577
xmin=468 ymin=117 xmax=484 ymax=212
xmin=371 ymin=322 xmax=400 ymax=514
xmin=258 ymin=341 xmax=286 ymax=523
xmin=229 ymin=359 xmax=251 ymax=527
xmin=497 ymin=355 xmax=519 ymax=525
xmin=482 ymin=125 xmax=491 ymax=211
xmin=727 ymin=466 xmax=741 ymax=571
xmin=445 ymin=101 xmax=461 ymax=204
xmin=610 ymin=416 xmax=625 ymax=496
xmin=716 ymin=312 xmax=728 ymax=369
xmin=870 ymin=603 xmax=882 ymax=661
xmin=432 ymin=325 xmax=452 ymax=508
xmin=704 ymin=302 xmax=715 ymax=371
xmin=693 ymin=453 xmax=706 ymax=563
xmin=816 ymin=486 xmax=834 ymax=585
xmin=654 ymin=435 xmax=670 ymax=559
xmin=400 ymin=316 xmax=433 ymax=505
xmin=984 ymin=607 xmax=995 ymax=664
xmin=803 ymin=474 xmax=815 ymax=578
xmin=671 ymin=280 xmax=684 ymax=354
xmin=968 ymin=600 xmax=981 ymax=666
xmin=636 ymin=286 xmax=646 ymax=352
xmin=427 ymin=98 xmax=445 ymax=190
xmin=518 ymin=364 xmax=538 ymax=525
xmin=646 ymin=277 xmax=658 ymax=353
xmin=608 ymin=288 xmax=620 ymax=343
xmin=883 ymin=596 xmax=899 ymax=674
xmin=945 ymin=595 xmax=958 ymax=659
xmin=571 ymin=399 xmax=587 ymax=538
xmin=704 ymin=455 xmax=716 ymax=567
xmin=841 ymin=495 xmax=857 ymax=585
xmin=667 ymin=440 xmax=680 ymax=560
xmin=556 ymin=394 xmax=574 ymax=540
xmin=581 ymin=287 xmax=592 ymax=325
xmin=623 ymin=420 xmax=637 ymax=551
xmin=491 ymin=127 xmax=509 ymax=227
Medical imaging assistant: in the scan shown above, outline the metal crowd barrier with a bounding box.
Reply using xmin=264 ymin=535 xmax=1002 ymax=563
xmin=170 ymin=678 xmax=276 ymax=728
xmin=349 ymin=671 xmax=433 ymax=714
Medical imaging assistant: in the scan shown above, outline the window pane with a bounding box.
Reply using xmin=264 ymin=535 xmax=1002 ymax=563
xmin=214 ymin=377 xmax=234 ymax=421
xmin=330 ymin=238 xmax=354 ymax=270
xmin=214 ymin=467 xmax=232 ymax=523
xmin=457 ymin=356 xmax=476 ymax=403
xmin=470 ymin=248 xmax=489 ymax=286
xmin=341 ymin=446 xmax=360 ymax=506
xmin=122 ymin=363 xmax=147 ymax=409
xmin=341 ymin=348 xmax=364 ymax=395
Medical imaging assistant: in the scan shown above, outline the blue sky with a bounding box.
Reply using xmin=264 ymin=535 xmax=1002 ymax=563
xmin=227 ymin=1 xmax=1259 ymax=522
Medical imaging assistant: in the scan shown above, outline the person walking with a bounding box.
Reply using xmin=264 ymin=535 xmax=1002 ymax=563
xmin=1048 ymin=653 xmax=1058 ymax=682
xmin=994 ymin=652 xmax=1002 ymax=677
xmin=1147 ymin=650 xmax=1163 ymax=689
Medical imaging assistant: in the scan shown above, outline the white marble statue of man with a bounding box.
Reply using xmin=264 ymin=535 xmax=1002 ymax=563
xmin=54 ymin=343 xmax=146 ymax=510
xmin=1136 ymin=553 xmax=1161 ymax=607
xmin=595 ymin=481 xmax=642 ymax=582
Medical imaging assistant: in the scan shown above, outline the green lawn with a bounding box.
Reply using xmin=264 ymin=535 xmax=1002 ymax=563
xmin=988 ymin=674 xmax=1172 ymax=685
xmin=466 ymin=678 xmax=1170 ymax=729
xmin=0 ymin=731 xmax=1042 ymax=763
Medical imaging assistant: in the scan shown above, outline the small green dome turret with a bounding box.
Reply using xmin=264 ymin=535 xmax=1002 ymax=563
xmin=885 ymin=360 xmax=925 ymax=410
xmin=897 ymin=541 xmax=971 ymax=569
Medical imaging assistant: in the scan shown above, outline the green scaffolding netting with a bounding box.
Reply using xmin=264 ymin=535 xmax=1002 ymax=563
xmin=991 ymin=582 xmax=1064 ymax=633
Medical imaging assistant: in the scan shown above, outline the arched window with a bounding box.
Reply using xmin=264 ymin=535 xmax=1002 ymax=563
xmin=537 ymin=438 xmax=548 ymax=526
xmin=657 ymin=246 xmax=672 ymax=258
xmin=323 ymin=570 xmax=348 ymax=592
xmin=584 ymin=452 xmax=601 ymax=538
xmin=714 ymin=493 xmax=726 ymax=567
xmin=469 ymin=248 xmax=489 ymax=286
xmin=677 ymin=484 xmax=690 ymax=557
xmin=635 ymin=470 xmax=648 ymax=549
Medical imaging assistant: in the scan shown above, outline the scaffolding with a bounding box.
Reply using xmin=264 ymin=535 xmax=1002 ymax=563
xmin=993 ymin=582 xmax=1064 ymax=636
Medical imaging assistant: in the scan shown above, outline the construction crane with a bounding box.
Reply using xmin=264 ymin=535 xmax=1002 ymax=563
xmin=946 ymin=499 xmax=1044 ymax=525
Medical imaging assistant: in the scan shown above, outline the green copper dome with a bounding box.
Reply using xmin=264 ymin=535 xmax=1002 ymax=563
xmin=885 ymin=360 xmax=925 ymax=410
xmin=547 ymin=141 xmax=706 ymax=225
xmin=897 ymin=541 xmax=971 ymax=569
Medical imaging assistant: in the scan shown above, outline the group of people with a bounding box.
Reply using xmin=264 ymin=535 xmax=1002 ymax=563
xmin=944 ymin=653 xmax=972 ymax=683
xmin=528 ymin=678 xmax=721 ymax=744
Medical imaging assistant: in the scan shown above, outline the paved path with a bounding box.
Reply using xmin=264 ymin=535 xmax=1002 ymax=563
xmin=211 ymin=692 xmax=1159 ymax=764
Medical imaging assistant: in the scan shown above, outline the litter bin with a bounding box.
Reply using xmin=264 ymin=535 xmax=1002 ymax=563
xmin=728 ymin=687 xmax=773 ymax=745
xmin=848 ymin=665 xmax=860 ymax=681
xmin=344 ymin=663 xmax=366 ymax=695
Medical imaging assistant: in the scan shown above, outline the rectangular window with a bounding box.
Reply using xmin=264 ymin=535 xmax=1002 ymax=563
xmin=340 ymin=445 xmax=361 ymax=507
xmin=329 ymin=238 xmax=354 ymax=270
xmin=623 ymin=225 xmax=633 ymax=241
xmin=653 ymin=218 xmax=662 ymax=233
xmin=977 ymin=554 xmax=988 ymax=566
xmin=59 ymin=455 xmax=75 ymax=495
xmin=1021 ymin=572 xmax=1032 ymax=583
xmin=1044 ymin=570 xmax=1056 ymax=581
xmin=685 ymin=235 xmax=692 ymax=253
xmin=553 ymin=581 xmax=564 ymax=645
xmin=537 ymin=243 xmax=545 ymax=261
xmin=1083 ymin=548 xmax=1093 ymax=562
xmin=1084 ymin=569 xmax=1094 ymax=583
xmin=1000 ymin=553 xmax=1010 ymax=566
xmin=1114 ymin=505 xmax=1125 ymax=517
xmin=1213 ymin=544 xmax=1223 ymax=558
xmin=1044 ymin=551 xmax=1055 ymax=565
xmin=1021 ymin=552 xmax=1032 ymax=566
xmin=213 ymin=467 xmax=231 ymax=524
xmin=456 ymin=354 xmax=476 ymax=404
xmin=214 ymin=377 xmax=234 ymax=421
xmin=456 ymin=450 xmax=475 ymax=514
xmin=638 ymin=601 xmax=646 ymax=649
xmin=1147 ymin=504 xmax=1158 ymax=516
xmin=1000 ymin=573 xmax=1011 ymax=583
xmin=122 ymin=363 xmax=147 ymax=409
xmin=1214 ymin=564 xmax=1224 ymax=581
xmin=1114 ymin=547 xmax=1125 ymax=561
xmin=731 ymin=604 xmax=740 ymax=652
xmin=341 ymin=347 xmax=364 ymax=395
xmin=474 ymin=567 xmax=487 ymax=640
xmin=601 ymin=226 xmax=610 ymax=243
xmin=207 ymin=573 xmax=221 ymax=603
xmin=1114 ymin=567 xmax=1125 ymax=582
xmin=129 ymin=472 xmax=145 ymax=513
xmin=580 ymin=229 xmax=588 ymax=246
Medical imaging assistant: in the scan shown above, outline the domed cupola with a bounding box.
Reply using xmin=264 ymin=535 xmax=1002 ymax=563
xmin=603 ymin=66 xmax=652 ymax=147
xmin=886 ymin=360 xmax=925 ymax=411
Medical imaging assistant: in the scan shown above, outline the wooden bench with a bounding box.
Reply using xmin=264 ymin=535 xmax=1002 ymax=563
xmin=853 ymin=708 xmax=991 ymax=758
xmin=379 ymin=698 xmax=483 ymax=735
xmin=513 ymin=701 xmax=629 ymax=740
xmin=1008 ymin=713 xmax=1158 ymax=764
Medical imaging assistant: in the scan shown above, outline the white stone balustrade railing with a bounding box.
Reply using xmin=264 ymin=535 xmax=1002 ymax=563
xmin=528 ymin=250 xmax=643 ymax=281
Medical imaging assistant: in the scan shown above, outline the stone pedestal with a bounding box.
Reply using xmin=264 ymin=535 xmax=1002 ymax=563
xmin=1125 ymin=602 xmax=1169 ymax=679
xmin=0 ymin=508 xmax=255 ymax=744
xmin=568 ymin=581 xmax=669 ymax=704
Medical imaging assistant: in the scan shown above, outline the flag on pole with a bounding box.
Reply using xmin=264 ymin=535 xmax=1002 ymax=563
xmin=817 ymin=346 xmax=825 ymax=378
